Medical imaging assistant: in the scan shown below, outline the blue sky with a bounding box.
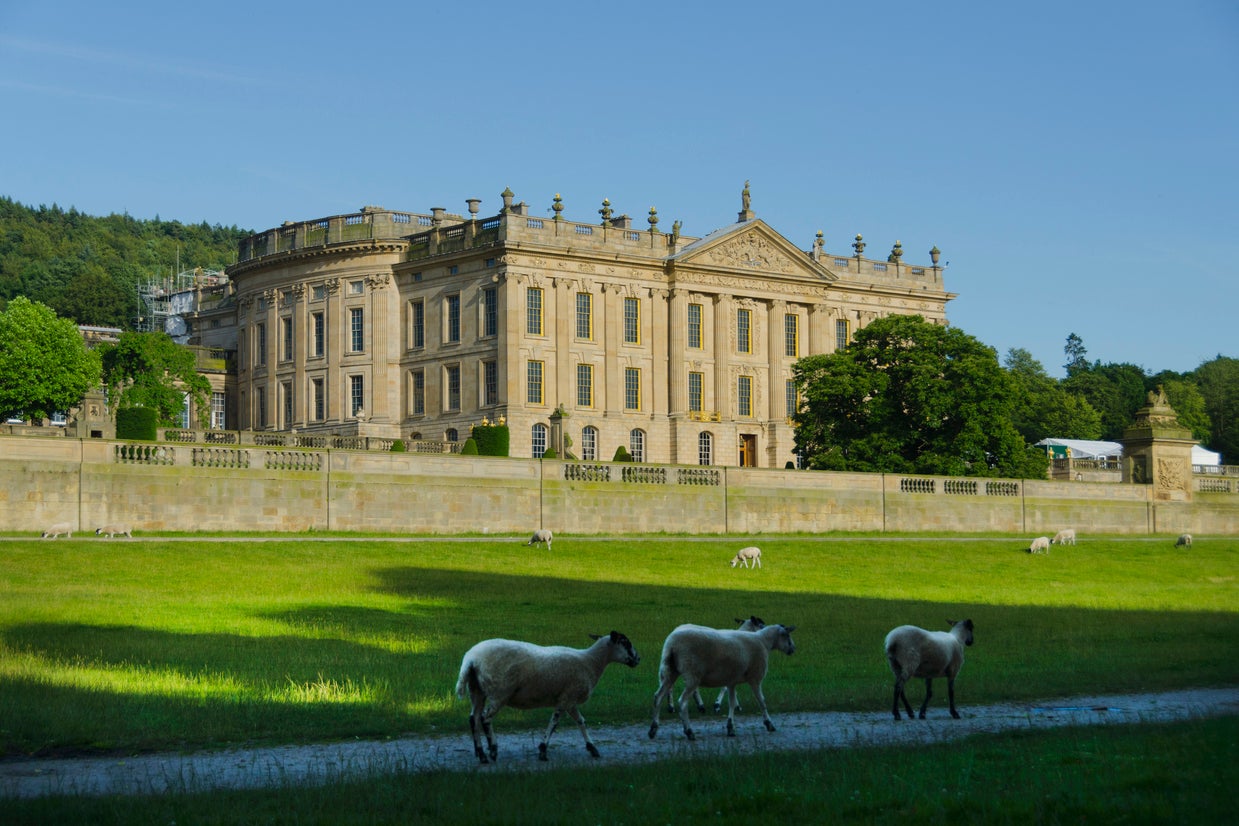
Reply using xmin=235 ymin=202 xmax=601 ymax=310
xmin=2 ymin=1 xmax=1235 ymax=377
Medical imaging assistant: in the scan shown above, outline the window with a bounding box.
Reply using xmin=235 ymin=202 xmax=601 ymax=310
xmin=785 ymin=314 xmax=799 ymax=357
xmin=624 ymin=367 xmax=641 ymax=411
xmin=786 ymin=379 xmax=799 ymax=419
xmin=575 ymin=293 xmax=593 ymax=340
xmin=446 ymin=294 xmax=461 ymax=343
xmin=446 ymin=428 xmax=458 ymax=442
xmin=483 ymin=287 xmax=498 ymax=337
xmin=629 ymin=429 xmax=645 ymax=463
xmin=348 ymin=280 xmax=364 ymax=295
xmin=312 ymin=284 xmax=326 ymax=301
xmin=211 ymin=391 xmax=226 ymax=429
xmin=282 ymin=381 xmax=293 ymax=427
xmin=446 ymin=365 xmax=461 ymax=411
xmin=281 ymin=317 xmax=294 ymax=362
xmin=623 ymin=297 xmax=640 ymax=344
xmin=255 ymin=386 xmax=266 ymax=428
xmin=411 ymin=369 xmax=425 ymax=416
xmin=256 ymin=323 xmax=267 ymax=366
xmin=737 ymin=308 xmax=752 ymax=354
xmin=350 ymin=375 xmax=364 ymax=416
xmin=312 ymin=312 xmax=325 ymax=358
xmin=835 ymin=318 xmax=850 ymax=351
xmin=738 ymin=375 xmax=753 ymax=417
xmin=411 ymin=299 xmax=425 ymax=349
xmin=532 ymin=424 xmax=548 ymax=458
xmin=527 ymin=360 xmax=544 ymax=405
xmin=576 ymin=363 xmax=594 ymax=407
xmin=483 ymin=360 xmax=498 ymax=406
xmin=526 ymin=287 xmax=544 ymax=335
xmin=350 ymin=308 xmax=364 ymax=352
xmin=698 ymin=432 xmax=713 ymax=466
xmin=311 ymin=379 xmax=325 ymax=421
xmin=688 ymin=371 xmax=704 ymax=413
xmin=687 ymin=303 xmax=703 ymax=349
xmin=178 ymin=394 xmax=191 ymax=429
xmin=581 ymin=426 xmax=598 ymax=461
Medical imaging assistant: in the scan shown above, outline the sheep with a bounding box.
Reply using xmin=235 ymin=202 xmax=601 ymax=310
xmin=1175 ymin=533 xmax=1192 ymax=549
xmin=95 ymin=525 xmax=133 ymax=539
xmin=455 ymin=630 xmax=640 ymax=764
xmin=1051 ymin=529 xmax=1076 ymax=546
xmin=665 ymin=615 xmax=767 ymax=715
xmin=730 ymin=546 xmax=762 ymax=569
xmin=885 ymin=618 xmax=974 ymax=721
xmin=41 ymin=522 xmax=72 ymax=539
xmin=526 ymin=529 xmax=553 ymax=551
xmin=649 ymin=622 xmax=796 ymax=741
xmin=1027 ymin=536 xmax=1050 ymax=554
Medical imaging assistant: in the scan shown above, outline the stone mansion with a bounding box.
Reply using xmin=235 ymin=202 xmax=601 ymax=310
xmin=205 ymin=185 xmax=954 ymax=468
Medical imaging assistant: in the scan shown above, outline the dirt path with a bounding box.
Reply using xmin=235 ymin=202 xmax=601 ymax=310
xmin=3 ymin=687 xmax=1235 ymax=799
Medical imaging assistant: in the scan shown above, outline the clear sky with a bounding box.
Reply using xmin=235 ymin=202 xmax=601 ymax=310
xmin=2 ymin=1 xmax=1235 ymax=377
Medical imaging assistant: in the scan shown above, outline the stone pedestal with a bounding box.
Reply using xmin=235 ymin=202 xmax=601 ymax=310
xmin=68 ymin=388 xmax=114 ymax=439
xmin=1119 ymin=386 xmax=1196 ymax=501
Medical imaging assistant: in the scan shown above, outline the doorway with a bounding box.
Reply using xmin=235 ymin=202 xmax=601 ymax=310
xmin=739 ymin=434 xmax=757 ymax=467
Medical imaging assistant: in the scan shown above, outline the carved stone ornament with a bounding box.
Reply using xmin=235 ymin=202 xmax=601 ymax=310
xmin=1157 ymin=457 xmax=1188 ymax=492
xmin=703 ymin=231 xmax=797 ymax=274
xmin=365 ymin=273 xmax=391 ymax=289
xmin=324 ymin=277 xmax=341 ymax=295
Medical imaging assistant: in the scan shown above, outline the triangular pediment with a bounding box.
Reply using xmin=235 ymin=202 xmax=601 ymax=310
xmin=669 ymin=219 xmax=836 ymax=283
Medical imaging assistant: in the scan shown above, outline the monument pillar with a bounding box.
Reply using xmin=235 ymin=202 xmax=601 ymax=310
xmin=1118 ymin=386 xmax=1196 ymax=501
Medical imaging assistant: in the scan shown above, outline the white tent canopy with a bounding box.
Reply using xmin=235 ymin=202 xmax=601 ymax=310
xmin=1193 ymin=445 xmax=1221 ymax=466
xmin=1036 ymin=438 xmax=1221 ymax=466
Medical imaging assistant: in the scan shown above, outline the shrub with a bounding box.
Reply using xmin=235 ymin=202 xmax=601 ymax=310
xmin=116 ymin=407 xmax=158 ymax=441
xmin=460 ymin=438 xmax=479 ymax=455
xmin=612 ymin=445 xmax=633 ymax=462
xmin=540 ymin=446 xmax=558 ymax=460
xmin=471 ymin=424 xmax=509 ymax=457
xmin=390 ymin=439 xmax=407 ymax=452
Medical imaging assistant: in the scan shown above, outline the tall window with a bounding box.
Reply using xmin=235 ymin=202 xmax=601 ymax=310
xmin=482 ymin=287 xmax=498 ymax=337
xmin=256 ymin=323 xmax=267 ymax=366
xmin=349 ymin=308 xmax=364 ymax=352
xmin=281 ymin=317 xmax=294 ymax=362
xmin=784 ymin=313 xmax=799 ymax=357
xmin=581 ymin=426 xmax=597 ymax=461
xmin=312 ymin=378 xmax=325 ymax=421
xmin=688 ymin=371 xmax=704 ymax=413
xmin=698 ymin=432 xmax=713 ymax=466
xmin=211 ymin=391 xmax=226 ymax=429
xmin=624 ymin=367 xmax=641 ymax=410
xmin=483 ymin=360 xmax=498 ymax=406
xmin=623 ymin=297 xmax=640 ymax=344
xmin=411 ymin=369 xmax=425 ymax=416
xmin=835 ymin=318 xmax=850 ymax=351
xmin=526 ymin=287 xmax=544 ymax=335
xmin=629 ymin=429 xmax=645 ymax=463
xmin=575 ymin=293 xmax=593 ymax=340
xmin=255 ymin=386 xmax=266 ymax=427
xmin=737 ymin=308 xmax=752 ymax=354
xmin=446 ymin=294 xmax=461 ymax=343
xmin=350 ymin=375 xmax=364 ymax=416
xmin=446 ymin=365 xmax=461 ymax=411
xmin=576 ymin=363 xmax=594 ymax=407
xmin=532 ymin=424 xmax=548 ymax=458
xmin=687 ymin=303 xmax=703 ymax=349
xmin=411 ymin=299 xmax=425 ymax=349
xmin=738 ymin=375 xmax=753 ymax=417
xmin=282 ymin=381 xmax=293 ymax=427
xmin=312 ymin=312 xmax=325 ymax=358
xmin=527 ymin=360 xmax=544 ymax=405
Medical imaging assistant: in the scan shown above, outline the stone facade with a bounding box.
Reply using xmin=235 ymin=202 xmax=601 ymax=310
xmin=222 ymin=187 xmax=955 ymax=467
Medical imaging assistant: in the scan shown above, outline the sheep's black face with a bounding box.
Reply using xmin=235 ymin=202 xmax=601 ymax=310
xmin=610 ymin=631 xmax=641 ymax=667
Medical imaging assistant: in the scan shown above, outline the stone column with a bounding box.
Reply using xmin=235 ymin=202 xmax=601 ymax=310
xmin=667 ymin=289 xmax=688 ymax=416
xmin=1119 ymin=386 xmax=1196 ymax=501
xmin=713 ymin=294 xmax=732 ymax=419
xmin=767 ymin=299 xmax=785 ymax=419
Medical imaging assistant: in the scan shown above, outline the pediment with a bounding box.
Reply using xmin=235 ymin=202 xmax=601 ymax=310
xmin=670 ymin=220 xmax=836 ymax=283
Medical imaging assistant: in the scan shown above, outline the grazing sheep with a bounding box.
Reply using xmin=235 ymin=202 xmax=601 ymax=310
xmin=1027 ymin=536 xmax=1050 ymax=554
xmin=730 ymin=546 xmax=762 ymax=569
xmin=95 ymin=525 xmax=133 ymax=539
xmin=526 ymin=529 xmax=553 ymax=551
xmin=885 ymin=619 xmax=975 ymax=721
xmin=1175 ymin=533 xmax=1192 ymax=549
xmin=1051 ymin=529 xmax=1076 ymax=546
xmin=455 ymin=631 xmax=640 ymax=764
xmin=649 ymin=622 xmax=796 ymax=741
xmin=41 ymin=522 xmax=72 ymax=539
xmin=666 ymin=615 xmax=767 ymax=715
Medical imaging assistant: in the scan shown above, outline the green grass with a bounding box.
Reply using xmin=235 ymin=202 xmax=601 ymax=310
xmin=0 ymin=535 xmax=1236 ymax=757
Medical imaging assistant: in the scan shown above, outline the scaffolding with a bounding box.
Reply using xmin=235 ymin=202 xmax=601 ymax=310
xmin=137 ymin=267 xmax=227 ymax=336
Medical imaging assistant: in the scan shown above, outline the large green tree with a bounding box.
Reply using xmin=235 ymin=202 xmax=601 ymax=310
xmin=99 ymin=331 xmax=211 ymax=427
xmin=1062 ymin=359 xmax=1149 ymax=440
xmin=1004 ymin=347 xmax=1102 ymax=442
xmin=0 ymin=297 xmax=101 ymax=421
xmin=793 ymin=315 xmax=1047 ymax=478
xmin=1192 ymin=356 xmax=1239 ymax=463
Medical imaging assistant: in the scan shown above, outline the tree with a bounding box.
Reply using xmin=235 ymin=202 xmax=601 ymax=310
xmin=1004 ymin=347 xmax=1102 ymax=443
xmin=0 ymin=297 xmax=101 ymax=421
xmin=1151 ymin=376 xmax=1211 ymax=443
xmin=1192 ymin=356 xmax=1239 ymax=463
xmin=99 ymin=331 xmax=211 ymax=427
xmin=793 ymin=315 xmax=1047 ymax=478
xmin=1062 ymin=361 xmax=1149 ymax=440
xmin=1063 ymin=333 xmax=1089 ymax=377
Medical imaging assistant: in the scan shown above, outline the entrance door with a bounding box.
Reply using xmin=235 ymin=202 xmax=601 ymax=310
xmin=739 ymin=434 xmax=757 ymax=467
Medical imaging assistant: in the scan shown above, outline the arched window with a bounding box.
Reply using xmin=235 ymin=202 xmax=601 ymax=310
xmin=629 ymin=429 xmax=645 ymax=463
xmin=698 ymin=431 xmax=713 ymax=466
xmin=532 ymin=423 xmax=548 ymax=458
xmin=445 ymin=428 xmax=458 ymax=442
xmin=581 ymin=426 xmax=598 ymax=461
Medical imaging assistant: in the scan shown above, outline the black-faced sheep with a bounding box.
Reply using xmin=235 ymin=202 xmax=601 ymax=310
xmin=1175 ymin=533 xmax=1192 ymax=549
xmin=649 ymin=622 xmax=796 ymax=741
xmin=526 ymin=529 xmax=553 ymax=551
xmin=455 ymin=631 xmax=640 ymax=763
xmin=666 ymin=615 xmax=767 ymax=715
xmin=884 ymin=618 xmax=974 ymax=721
xmin=95 ymin=525 xmax=133 ymax=539
xmin=1027 ymin=536 xmax=1050 ymax=554
xmin=1051 ymin=529 xmax=1076 ymax=546
xmin=730 ymin=546 xmax=761 ymax=568
xmin=41 ymin=522 xmax=72 ymax=539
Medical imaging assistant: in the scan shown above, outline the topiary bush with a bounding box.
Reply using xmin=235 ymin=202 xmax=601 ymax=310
xmin=540 ymin=446 xmax=558 ymax=460
xmin=116 ymin=407 xmax=158 ymax=441
xmin=460 ymin=438 xmax=479 ymax=455
xmin=612 ymin=445 xmax=633 ymax=462
xmin=471 ymin=424 xmax=509 ymax=457
xmin=390 ymin=439 xmax=407 ymax=452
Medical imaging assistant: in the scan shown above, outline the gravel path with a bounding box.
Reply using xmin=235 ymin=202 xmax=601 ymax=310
xmin=3 ymin=686 xmax=1235 ymax=799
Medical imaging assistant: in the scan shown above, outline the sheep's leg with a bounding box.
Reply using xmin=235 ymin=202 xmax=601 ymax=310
xmin=892 ymin=677 xmax=915 ymax=720
xmin=725 ymin=686 xmax=738 ymax=736
xmin=565 ymin=707 xmax=600 ymax=758
xmin=947 ymin=675 xmax=960 ymax=719
xmin=650 ymin=676 xmax=676 ymax=739
xmin=918 ymin=678 xmax=933 ymax=719
xmin=692 ymin=689 xmax=706 ymax=712
xmin=677 ymin=678 xmax=700 ymax=740
xmin=749 ymin=680 xmax=777 ymax=732
xmin=538 ymin=710 xmax=562 ymax=761
xmin=480 ymin=699 xmax=503 ymax=761
xmin=713 ymin=686 xmax=735 ymax=714
xmin=467 ymin=706 xmax=488 ymax=764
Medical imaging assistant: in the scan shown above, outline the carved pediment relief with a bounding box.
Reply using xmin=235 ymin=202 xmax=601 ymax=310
xmin=673 ymin=221 xmax=835 ymax=284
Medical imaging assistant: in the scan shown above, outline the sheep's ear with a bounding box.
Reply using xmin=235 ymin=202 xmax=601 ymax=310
xmin=783 ymin=625 xmax=796 ymax=633
xmin=589 ymin=634 xmax=602 ymax=641
xmin=946 ymin=619 xmax=957 ymax=627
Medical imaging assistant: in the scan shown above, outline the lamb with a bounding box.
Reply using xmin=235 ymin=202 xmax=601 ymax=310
xmin=649 ymin=621 xmax=796 ymax=741
xmin=526 ymin=529 xmax=553 ymax=551
xmin=1027 ymin=536 xmax=1050 ymax=554
xmin=884 ymin=618 xmax=974 ymax=721
xmin=455 ymin=630 xmax=640 ymax=764
xmin=666 ymin=615 xmax=767 ymax=715
xmin=41 ymin=522 xmax=72 ymax=539
xmin=730 ymin=546 xmax=762 ymax=569
xmin=95 ymin=525 xmax=133 ymax=539
xmin=1175 ymin=533 xmax=1192 ymax=549
xmin=1051 ymin=529 xmax=1076 ymax=546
